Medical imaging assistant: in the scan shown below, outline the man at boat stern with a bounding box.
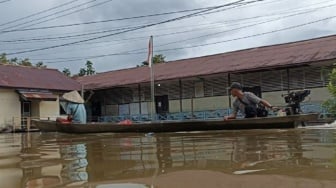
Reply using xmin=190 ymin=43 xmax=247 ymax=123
xmin=62 ymin=91 xmax=87 ymax=124
xmin=224 ymin=82 xmax=275 ymax=120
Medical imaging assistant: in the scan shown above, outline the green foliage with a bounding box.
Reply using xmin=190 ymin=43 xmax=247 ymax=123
xmin=17 ymin=58 xmax=32 ymax=66
xmin=35 ymin=62 xmax=47 ymax=68
xmin=62 ymin=68 xmax=71 ymax=77
xmin=153 ymin=54 xmax=166 ymax=64
xmin=77 ymin=60 xmax=96 ymax=77
xmin=78 ymin=68 xmax=87 ymax=76
xmin=322 ymin=98 xmax=336 ymax=115
xmin=139 ymin=54 xmax=166 ymax=67
xmin=85 ymin=60 xmax=95 ymax=75
xmin=323 ymin=68 xmax=336 ymax=114
xmin=0 ymin=53 xmax=46 ymax=68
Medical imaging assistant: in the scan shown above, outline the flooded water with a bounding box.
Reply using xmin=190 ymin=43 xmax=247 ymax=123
xmin=0 ymin=127 xmax=336 ymax=188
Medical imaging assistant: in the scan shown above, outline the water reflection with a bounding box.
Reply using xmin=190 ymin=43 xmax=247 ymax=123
xmin=0 ymin=129 xmax=335 ymax=187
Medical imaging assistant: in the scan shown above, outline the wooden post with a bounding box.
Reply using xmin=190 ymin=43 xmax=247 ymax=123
xmin=12 ymin=117 xmax=15 ymax=133
xmin=191 ymin=80 xmax=195 ymax=119
xmin=228 ymin=73 xmax=232 ymax=108
xmin=138 ymin=84 xmax=142 ymax=115
xmin=179 ymin=79 xmax=183 ymax=113
xmin=27 ymin=117 xmax=31 ymax=132
xmin=287 ymin=68 xmax=290 ymax=93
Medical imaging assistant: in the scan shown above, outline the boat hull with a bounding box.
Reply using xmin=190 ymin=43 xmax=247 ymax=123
xmin=32 ymin=120 xmax=57 ymax=132
xmin=33 ymin=114 xmax=318 ymax=134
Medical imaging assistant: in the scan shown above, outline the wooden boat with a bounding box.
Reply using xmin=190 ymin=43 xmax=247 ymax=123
xmin=32 ymin=114 xmax=318 ymax=134
xmin=32 ymin=120 xmax=57 ymax=132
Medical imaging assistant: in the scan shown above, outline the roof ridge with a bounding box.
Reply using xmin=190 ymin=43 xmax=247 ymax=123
xmin=0 ymin=63 xmax=58 ymax=71
xmin=167 ymin=34 xmax=336 ymax=63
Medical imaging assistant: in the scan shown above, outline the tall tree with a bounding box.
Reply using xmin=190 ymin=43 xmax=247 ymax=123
xmin=77 ymin=60 xmax=96 ymax=76
xmin=62 ymin=68 xmax=71 ymax=77
xmin=85 ymin=60 xmax=95 ymax=75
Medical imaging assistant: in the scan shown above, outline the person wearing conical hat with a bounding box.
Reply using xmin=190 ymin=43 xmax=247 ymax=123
xmin=62 ymin=91 xmax=87 ymax=124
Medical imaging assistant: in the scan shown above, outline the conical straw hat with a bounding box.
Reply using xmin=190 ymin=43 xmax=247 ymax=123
xmin=62 ymin=91 xmax=84 ymax=104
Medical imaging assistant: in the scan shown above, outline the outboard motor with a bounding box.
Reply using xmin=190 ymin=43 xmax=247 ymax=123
xmin=282 ymin=90 xmax=311 ymax=115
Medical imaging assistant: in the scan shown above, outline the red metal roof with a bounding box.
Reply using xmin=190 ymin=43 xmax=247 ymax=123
xmin=0 ymin=65 xmax=81 ymax=91
xmin=77 ymin=35 xmax=336 ymax=90
xmin=17 ymin=90 xmax=58 ymax=101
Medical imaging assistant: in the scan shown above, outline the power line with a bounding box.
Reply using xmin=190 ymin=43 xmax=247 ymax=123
xmin=24 ymin=2 xmax=335 ymax=58
xmin=0 ymin=0 xmax=10 ymax=4
xmin=41 ymin=15 xmax=336 ymax=64
xmin=155 ymin=3 xmax=336 ymax=48
xmin=0 ymin=5 xmax=232 ymax=33
xmin=1 ymin=0 xmax=331 ymax=44
xmin=6 ymin=0 xmax=257 ymax=55
xmin=0 ymin=0 xmax=112 ymax=31
xmin=0 ymin=0 xmax=81 ymax=28
xmin=12 ymin=0 xmax=116 ymax=31
xmin=155 ymin=15 xmax=336 ymax=53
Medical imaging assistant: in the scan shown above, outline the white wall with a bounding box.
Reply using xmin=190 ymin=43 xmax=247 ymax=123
xmin=0 ymin=89 xmax=21 ymax=128
xmin=39 ymin=98 xmax=60 ymax=120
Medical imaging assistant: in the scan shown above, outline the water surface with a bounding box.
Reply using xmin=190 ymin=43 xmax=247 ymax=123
xmin=0 ymin=127 xmax=335 ymax=188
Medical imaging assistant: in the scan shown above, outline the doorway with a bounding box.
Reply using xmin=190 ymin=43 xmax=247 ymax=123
xmin=91 ymin=101 xmax=102 ymax=122
xmin=21 ymin=101 xmax=31 ymax=128
xmin=155 ymin=95 xmax=169 ymax=118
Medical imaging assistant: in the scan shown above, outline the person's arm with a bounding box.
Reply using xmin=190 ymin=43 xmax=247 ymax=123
xmin=260 ymin=99 xmax=273 ymax=109
xmin=224 ymin=112 xmax=237 ymax=120
xmin=66 ymin=104 xmax=73 ymax=121
xmin=247 ymin=93 xmax=274 ymax=109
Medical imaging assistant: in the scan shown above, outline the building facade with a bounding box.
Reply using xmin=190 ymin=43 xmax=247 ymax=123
xmin=77 ymin=35 xmax=336 ymax=121
xmin=0 ymin=64 xmax=81 ymax=128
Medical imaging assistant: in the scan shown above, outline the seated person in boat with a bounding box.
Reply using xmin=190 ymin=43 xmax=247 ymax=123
xmin=58 ymin=91 xmax=87 ymax=124
xmin=224 ymin=82 xmax=274 ymax=120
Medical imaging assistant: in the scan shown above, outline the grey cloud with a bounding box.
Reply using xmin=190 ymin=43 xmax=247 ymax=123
xmin=0 ymin=0 xmax=335 ymax=74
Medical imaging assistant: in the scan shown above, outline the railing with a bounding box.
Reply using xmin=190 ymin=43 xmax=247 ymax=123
xmin=96 ymin=103 xmax=329 ymax=123
xmin=6 ymin=116 xmax=61 ymax=132
xmin=97 ymin=109 xmax=232 ymax=122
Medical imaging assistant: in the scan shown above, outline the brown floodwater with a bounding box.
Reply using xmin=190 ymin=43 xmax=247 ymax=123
xmin=0 ymin=126 xmax=336 ymax=188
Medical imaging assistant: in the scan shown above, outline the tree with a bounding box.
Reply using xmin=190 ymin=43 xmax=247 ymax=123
xmin=62 ymin=68 xmax=71 ymax=77
xmin=85 ymin=60 xmax=95 ymax=75
xmin=0 ymin=53 xmax=46 ymax=67
xmin=77 ymin=60 xmax=96 ymax=76
xmin=10 ymin=57 xmax=17 ymax=64
xmin=0 ymin=53 xmax=8 ymax=64
xmin=78 ymin=68 xmax=87 ymax=76
xmin=139 ymin=54 xmax=166 ymax=67
xmin=323 ymin=68 xmax=336 ymax=114
xmin=17 ymin=58 xmax=32 ymax=66
xmin=153 ymin=54 xmax=166 ymax=64
xmin=35 ymin=62 xmax=47 ymax=68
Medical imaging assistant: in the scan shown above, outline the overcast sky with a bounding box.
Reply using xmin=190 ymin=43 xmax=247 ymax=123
xmin=0 ymin=0 xmax=335 ymax=74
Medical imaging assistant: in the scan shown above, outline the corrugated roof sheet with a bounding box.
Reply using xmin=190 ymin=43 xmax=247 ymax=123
xmin=17 ymin=90 xmax=58 ymax=101
xmin=77 ymin=35 xmax=336 ymax=90
xmin=0 ymin=65 xmax=81 ymax=91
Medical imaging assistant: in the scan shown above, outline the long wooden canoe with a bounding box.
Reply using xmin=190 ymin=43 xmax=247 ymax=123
xmin=32 ymin=120 xmax=57 ymax=132
xmin=33 ymin=114 xmax=318 ymax=133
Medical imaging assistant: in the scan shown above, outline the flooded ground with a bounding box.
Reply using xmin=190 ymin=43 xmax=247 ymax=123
xmin=0 ymin=126 xmax=335 ymax=188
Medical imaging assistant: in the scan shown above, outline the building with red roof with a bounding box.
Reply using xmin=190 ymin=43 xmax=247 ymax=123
xmin=77 ymin=35 xmax=336 ymax=121
xmin=0 ymin=64 xmax=81 ymax=128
